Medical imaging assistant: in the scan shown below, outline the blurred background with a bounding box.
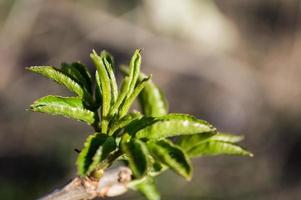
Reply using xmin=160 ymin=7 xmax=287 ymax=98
xmin=1 ymin=0 xmax=301 ymax=199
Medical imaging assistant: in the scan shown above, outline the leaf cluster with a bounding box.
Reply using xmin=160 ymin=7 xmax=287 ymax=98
xmin=27 ymin=49 xmax=252 ymax=200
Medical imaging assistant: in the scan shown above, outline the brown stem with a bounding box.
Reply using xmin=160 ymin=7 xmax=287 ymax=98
xmin=39 ymin=166 xmax=132 ymax=200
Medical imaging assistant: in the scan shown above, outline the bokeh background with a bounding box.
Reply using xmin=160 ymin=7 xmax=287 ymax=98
xmin=1 ymin=0 xmax=301 ymax=199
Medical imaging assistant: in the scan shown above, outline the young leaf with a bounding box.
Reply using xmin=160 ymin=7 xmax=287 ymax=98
xmin=133 ymin=177 xmax=160 ymax=200
xmin=110 ymin=50 xmax=142 ymax=117
xmin=87 ymin=136 xmax=116 ymax=174
xmin=121 ymin=137 xmax=150 ymax=178
xmin=61 ymin=62 xmax=92 ymax=94
xmin=27 ymin=66 xmax=85 ymax=98
xmin=124 ymin=116 xmax=157 ymax=136
xmin=138 ymin=72 xmax=168 ymax=117
xmin=177 ymin=131 xmax=217 ymax=152
xmin=139 ymin=80 xmax=168 ymax=117
xmin=126 ymin=49 xmax=142 ymax=97
xmin=95 ymin=72 xmax=102 ymax=108
xmin=30 ymin=95 xmax=95 ymax=125
xmin=91 ymin=50 xmax=111 ymax=132
xmin=108 ymin=112 xmax=142 ymax=136
xmin=101 ymin=50 xmax=118 ymax=104
xmin=133 ymin=113 xmax=216 ymax=139
xmin=178 ymin=132 xmax=245 ymax=153
xmin=61 ymin=62 xmax=94 ymax=107
xmin=187 ymin=140 xmax=253 ymax=158
xmin=210 ymin=133 xmax=244 ymax=143
xmin=120 ymin=65 xmax=167 ymax=117
xmin=109 ymin=77 xmax=130 ymax=116
xmin=147 ymin=139 xmax=192 ymax=180
xmin=119 ymin=76 xmax=151 ymax=117
xmin=76 ymin=133 xmax=108 ymax=176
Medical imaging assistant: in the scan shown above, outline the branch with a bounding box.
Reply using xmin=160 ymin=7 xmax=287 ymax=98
xmin=39 ymin=166 xmax=132 ymax=200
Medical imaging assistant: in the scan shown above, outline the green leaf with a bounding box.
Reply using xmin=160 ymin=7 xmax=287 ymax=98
xmin=91 ymin=51 xmax=111 ymax=114
xmin=119 ymin=76 xmax=151 ymax=117
xmin=177 ymin=131 xmax=217 ymax=152
xmin=187 ymin=140 xmax=253 ymax=158
xmin=108 ymin=112 xmax=142 ymax=136
xmin=61 ymin=62 xmax=94 ymax=107
xmin=76 ymin=133 xmax=108 ymax=176
xmin=151 ymin=161 xmax=167 ymax=175
xmin=100 ymin=50 xmax=118 ymax=104
xmin=121 ymin=137 xmax=150 ymax=178
xmin=61 ymin=62 xmax=92 ymax=94
xmin=178 ymin=132 xmax=244 ymax=153
xmin=30 ymin=95 xmax=95 ymax=125
xmin=147 ymin=139 xmax=192 ymax=180
xmin=109 ymin=77 xmax=130 ymax=116
xmin=87 ymin=136 xmax=116 ymax=174
xmin=139 ymin=74 xmax=168 ymax=117
xmin=210 ymin=133 xmax=244 ymax=143
xmin=132 ymin=113 xmax=215 ymax=139
xmin=95 ymin=72 xmax=102 ymax=108
xmin=127 ymin=49 xmax=142 ymax=97
xmin=134 ymin=177 xmax=160 ymax=200
xmin=91 ymin=50 xmax=111 ymax=132
xmin=110 ymin=50 xmax=142 ymax=117
xmin=27 ymin=66 xmax=85 ymax=98
xmin=124 ymin=116 xmax=157 ymax=136
xmin=120 ymin=65 xmax=167 ymax=117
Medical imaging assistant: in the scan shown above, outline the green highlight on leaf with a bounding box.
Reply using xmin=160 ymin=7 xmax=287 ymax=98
xmin=95 ymin=72 xmax=102 ymax=108
xmin=30 ymin=95 xmax=95 ymax=125
xmin=119 ymin=76 xmax=151 ymax=117
xmin=139 ymin=79 xmax=168 ymax=117
xmin=109 ymin=50 xmax=142 ymax=117
xmin=100 ymin=50 xmax=118 ymax=104
xmin=177 ymin=131 xmax=217 ymax=152
xmin=121 ymin=137 xmax=150 ymax=178
xmin=127 ymin=49 xmax=142 ymax=98
xmin=178 ymin=132 xmax=252 ymax=158
xmin=132 ymin=113 xmax=216 ymax=139
xmin=187 ymin=140 xmax=253 ymax=157
xmin=90 ymin=50 xmax=112 ymax=132
xmin=147 ymin=139 xmax=192 ymax=180
xmin=120 ymin=65 xmax=168 ymax=117
xmin=109 ymin=77 xmax=131 ymax=116
xmin=27 ymin=66 xmax=85 ymax=98
xmin=210 ymin=133 xmax=244 ymax=143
